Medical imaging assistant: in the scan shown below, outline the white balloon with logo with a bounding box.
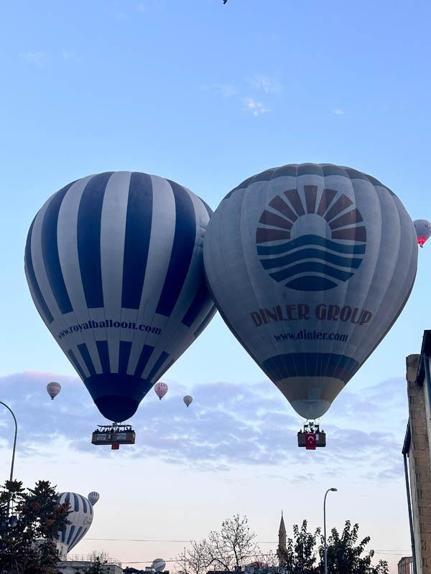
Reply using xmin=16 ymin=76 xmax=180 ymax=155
xmin=204 ymin=163 xmax=417 ymax=420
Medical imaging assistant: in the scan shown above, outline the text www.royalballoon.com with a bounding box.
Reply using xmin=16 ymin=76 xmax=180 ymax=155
xmin=58 ymin=319 xmax=162 ymax=340
xmin=274 ymin=329 xmax=349 ymax=343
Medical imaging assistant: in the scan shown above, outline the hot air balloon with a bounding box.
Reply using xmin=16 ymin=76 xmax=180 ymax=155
xmin=56 ymin=492 xmax=93 ymax=555
xmin=88 ymin=491 xmax=100 ymax=505
xmin=414 ymin=219 xmax=431 ymax=247
xmin=152 ymin=559 xmax=166 ymax=572
xmin=183 ymin=395 xmax=193 ymax=407
xmin=47 ymin=381 xmax=61 ymax=400
xmin=25 ymin=172 xmax=216 ymax=424
xmin=204 ymin=163 xmax=417 ymax=423
xmin=154 ymin=381 xmax=168 ymax=400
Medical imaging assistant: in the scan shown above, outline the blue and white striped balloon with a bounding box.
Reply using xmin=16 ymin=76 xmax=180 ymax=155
xmin=152 ymin=559 xmax=167 ymax=572
xmin=57 ymin=492 xmax=93 ymax=553
xmin=25 ymin=172 xmax=216 ymax=422
xmin=204 ymin=163 xmax=417 ymax=420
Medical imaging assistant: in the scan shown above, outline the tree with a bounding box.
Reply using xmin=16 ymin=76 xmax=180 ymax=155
xmin=85 ymin=555 xmax=108 ymax=574
xmin=277 ymin=520 xmax=388 ymax=574
xmin=177 ymin=540 xmax=211 ymax=574
xmin=84 ymin=551 xmax=117 ymax=573
xmin=0 ymin=479 xmax=69 ymax=574
xmin=177 ymin=514 xmax=260 ymax=574
xmin=321 ymin=521 xmax=389 ymax=574
xmin=278 ymin=520 xmax=320 ymax=574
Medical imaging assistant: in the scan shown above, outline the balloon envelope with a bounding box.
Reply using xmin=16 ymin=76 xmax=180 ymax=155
xmin=414 ymin=219 xmax=431 ymax=247
xmin=204 ymin=163 xmax=417 ymax=419
xmin=87 ymin=491 xmax=100 ymax=505
xmin=154 ymin=381 xmax=168 ymax=400
xmin=183 ymin=395 xmax=193 ymax=407
xmin=25 ymin=172 xmax=215 ymax=422
xmin=56 ymin=492 xmax=93 ymax=553
xmin=152 ymin=559 xmax=166 ymax=572
xmin=47 ymin=381 xmax=61 ymax=400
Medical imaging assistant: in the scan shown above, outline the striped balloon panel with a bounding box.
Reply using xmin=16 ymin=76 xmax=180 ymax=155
xmin=204 ymin=163 xmax=417 ymax=420
xmin=25 ymin=172 xmax=215 ymax=422
xmin=57 ymin=492 xmax=94 ymax=553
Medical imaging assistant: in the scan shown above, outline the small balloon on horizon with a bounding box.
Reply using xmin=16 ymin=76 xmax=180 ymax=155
xmin=414 ymin=219 xmax=431 ymax=248
xmin=154 ymin=382 xmax=168 ymax=400
xmin=88 ymin=491 xmax=100 ymax=505
xmin=152 ymin=559 xmax=166 ymax=572
xmin=47 ymin=382 xmax=61 ymax=400
xmin=183 ymin=395 xmax=193 ymax=407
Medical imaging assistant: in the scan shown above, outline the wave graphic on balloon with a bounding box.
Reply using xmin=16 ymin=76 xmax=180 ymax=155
xmin=256 ymin=186 xmax=367 ymax=291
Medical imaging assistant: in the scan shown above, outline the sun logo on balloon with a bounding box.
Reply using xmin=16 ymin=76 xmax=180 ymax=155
xmin=256 ymin=186 xmax=367 ymax=291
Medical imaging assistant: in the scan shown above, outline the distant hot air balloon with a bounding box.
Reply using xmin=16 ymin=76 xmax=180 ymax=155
xmin=56 ymin=492 xmax=93 ymax=554
xmin=204 ymin=163 xmax=417 ymax=421
xmin=183 ymin=395 xmax=193 ymax=407
xmin=47 ymin=381 xmax=61 ymax=400
xmin=414 ymin=219 xmax=431 ymax=247
xmin=88 ymin=491 xmax=100 ymax=506
xmin=25 ymin=172 xmax=216 ymax=423
xmin=154 ymin=381 xmax=168 ymax=400
xmin=152 ymin=559 xmax=166 ymax=572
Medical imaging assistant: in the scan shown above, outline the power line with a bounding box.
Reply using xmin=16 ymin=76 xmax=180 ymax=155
xmin=85 ymin=538 xmax=411 ymax=553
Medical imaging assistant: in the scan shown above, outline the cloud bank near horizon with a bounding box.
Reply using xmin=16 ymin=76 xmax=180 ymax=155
xmin=0 ymin=371 xmax=408 ymax=480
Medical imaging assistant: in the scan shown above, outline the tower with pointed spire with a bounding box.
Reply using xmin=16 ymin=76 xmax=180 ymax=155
xmin=277 ymin=511 xmax=287 ymax=566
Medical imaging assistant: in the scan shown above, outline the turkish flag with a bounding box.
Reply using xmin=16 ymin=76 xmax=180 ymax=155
xmin=305 ymin=432 xmax=317 ymax=450
xmin=111 ymin=442 xmax=120 ymax=450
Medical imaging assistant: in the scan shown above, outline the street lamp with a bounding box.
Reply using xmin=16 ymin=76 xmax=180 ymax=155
xmin=0 ymin=402 xmax=18 ymax=483
xmin=324 ymin=487 xmax=338 ymax=574
xmin=0 ymin=401 xmax=18 ymax=520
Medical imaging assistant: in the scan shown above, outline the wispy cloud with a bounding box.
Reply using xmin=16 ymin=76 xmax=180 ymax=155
xmin=204 ymin=83 xmax=239 ymax=98
xmin=21 ymin=51 xmax=48 ymax=68
xmin=136 ymin=0 xmax=160 ymax=12
xmin=244 ymin=97 xmax=270 ymax=116
xmin=61 ymin=50 xmax=79 ymax=62
xmin=250 ymin=74 xmax=282 ymax=95
xmin=204 ymin=75 xmax=281 ymax=117
xmin=333 ymin=108 xmax=345 ymax=116
xmin=0 ymin=372 xmax=407 ymax=481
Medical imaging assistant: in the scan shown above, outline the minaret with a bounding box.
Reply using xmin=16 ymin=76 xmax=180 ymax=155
xmin=277 ymin=511 xmax=287 ymax=566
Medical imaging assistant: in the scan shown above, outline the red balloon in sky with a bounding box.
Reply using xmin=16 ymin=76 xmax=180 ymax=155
xmin=154 ymin=382 xmax=168 ymax=400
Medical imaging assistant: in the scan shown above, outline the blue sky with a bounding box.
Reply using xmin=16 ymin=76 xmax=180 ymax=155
xmin=1 ymin=1 xmax=431 ymax=571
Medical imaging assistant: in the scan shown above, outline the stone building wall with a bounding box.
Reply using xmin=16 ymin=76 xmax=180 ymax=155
xmin=406 ymin=350 xmax=431 ymax=574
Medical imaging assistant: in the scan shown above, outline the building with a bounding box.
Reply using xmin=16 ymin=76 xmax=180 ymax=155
xmin=402 ymin=330 xmax=431 ymax=574
xmin=277 ymin=512 xmax=287 ymax=566
xmin=57 ymin=560 xmax=122 ymax=574
xmin=398 ymin=557 xmax=414 ymax=574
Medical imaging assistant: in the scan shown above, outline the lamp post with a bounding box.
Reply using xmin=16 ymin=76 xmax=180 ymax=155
xmin=324 ymin=487 xmax=338 ymax=574
xmin=0 ymin=402 xmax=18 ymax=483
xmin=0 ymin=402 xmax=18 ymax=519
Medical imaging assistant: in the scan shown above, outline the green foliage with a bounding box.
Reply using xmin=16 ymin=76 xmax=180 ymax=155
xmin=85 ymin=555 xmax=108 ymax=574
xmin=0 ymin=479 xmax=69 ymax=574
xmin=278 ymin=520 xmax=320 ymax=574
xmin=279 ymin=519 xmax=389 ymax=574
xmin=321 ymin=521 xmax=389 ymax=574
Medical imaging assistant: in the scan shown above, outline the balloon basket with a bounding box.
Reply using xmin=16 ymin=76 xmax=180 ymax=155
xmin=91 ymin=424 xmax=136 ymax=450
xmin=297 ymin=421 xmax=326 ymax=450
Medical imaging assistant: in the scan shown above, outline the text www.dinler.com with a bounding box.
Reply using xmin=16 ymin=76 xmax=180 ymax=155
xmin=274 ymin=329 xmax=349 ymax=343
xmin=58 ymin=319 xmax=162 ymax=340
